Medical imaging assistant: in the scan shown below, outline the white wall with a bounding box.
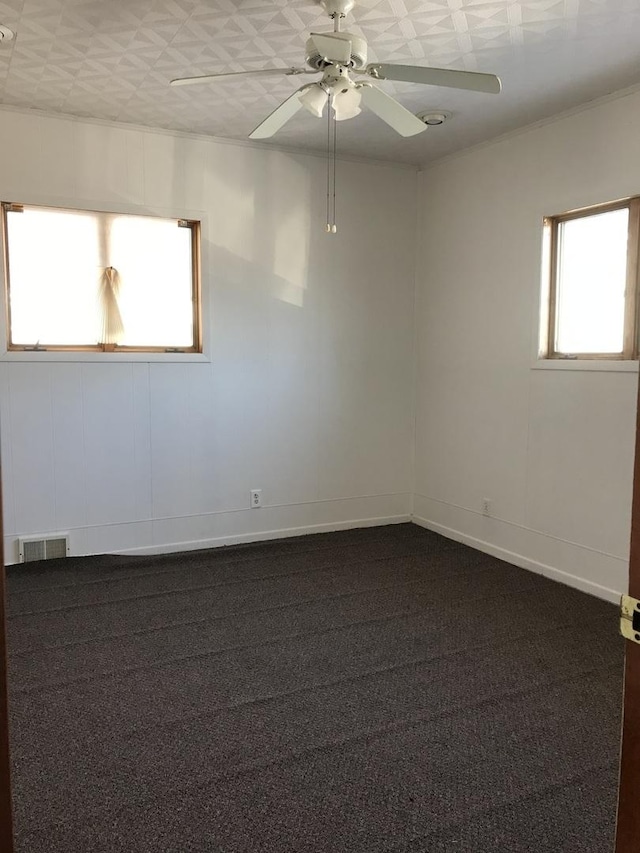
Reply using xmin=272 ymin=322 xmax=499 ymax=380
xmin=3 ymin=91 xmax=637 ymax=602
xmin=0 ymin=109 xmax=417 ymax=561
xmin=414 ymin=89 xmax=640 ymax=603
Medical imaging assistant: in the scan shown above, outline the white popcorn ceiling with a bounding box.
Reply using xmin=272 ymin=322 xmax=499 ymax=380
xmin=0 ymin=0 xmax=639 ymax=165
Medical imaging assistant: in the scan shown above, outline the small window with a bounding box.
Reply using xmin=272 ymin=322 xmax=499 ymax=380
xmin=540 ymin=197 xmax=640 ymax=360
xmin=1 ymin=202 xmax=202 ymax=353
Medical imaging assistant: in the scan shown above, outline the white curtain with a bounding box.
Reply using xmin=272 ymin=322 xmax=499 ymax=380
xmin=98 ymin=266 xmax=125 ymax=345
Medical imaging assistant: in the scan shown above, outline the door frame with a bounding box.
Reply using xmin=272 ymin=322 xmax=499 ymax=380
xmin=614 ymin=377 xmax=640 ymax=852
xmin=0 ymin=461 xmax=13 ymax=852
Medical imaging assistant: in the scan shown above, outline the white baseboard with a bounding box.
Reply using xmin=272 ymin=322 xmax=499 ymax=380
xmin=8 ymin=488 xmax=624 ymax=606
xmin=5 ymin=492 xmax=412 ymax=563
xmin=114 ymin=513 xmax=411 ymax=556
xmin=412 ymin=494 xmax=625 ymax=604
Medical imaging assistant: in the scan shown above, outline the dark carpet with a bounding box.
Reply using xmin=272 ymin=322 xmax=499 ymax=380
xmin=5 ymin=523 xmax=623 ymax=853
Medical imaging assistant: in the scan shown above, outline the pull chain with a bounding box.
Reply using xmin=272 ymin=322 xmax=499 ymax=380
xmin=326 ymin=96 xmax=332 ymax=232
xmin=332 ymin=106 xmax=337 ymax=233
xmin=326 ymin=93 xmax=338 ymax=234
xmin=324 ymin=9 xmax=343 ymax=234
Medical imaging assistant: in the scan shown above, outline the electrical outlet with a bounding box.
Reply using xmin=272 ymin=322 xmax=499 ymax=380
xmin=481 ymin=498 xmax=492 ymax=517
xmin=250 ymin=489 xmax=262 ymax=508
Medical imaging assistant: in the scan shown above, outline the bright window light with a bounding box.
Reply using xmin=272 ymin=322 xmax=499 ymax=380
xmin=109 ymin=216 xmax=194 ymax=348
xmin=7 ymin=207 xmax=102 ymax=346
xmin=2 ymin=203 xmax=201 ymax=353
xmin=541 ymin=198 xmax=639 ymax=360
xmin=555 ymin=209 xmax=628 ymax=354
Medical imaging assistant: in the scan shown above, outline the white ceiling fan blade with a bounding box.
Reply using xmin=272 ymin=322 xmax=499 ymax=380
xmin=170 ymin=68 xmax=313 ymax=87
xmin=310 ymin=33 xmax=352 ymax=65
xmin=359 ymin=85 xmax=426 ymax=137
xmin=366 ymin=63 xmax=502 ymax=95
xmin=249 ymin=89 xmax=305 ymax=139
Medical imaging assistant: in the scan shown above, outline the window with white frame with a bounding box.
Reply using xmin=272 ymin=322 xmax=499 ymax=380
xmin=1 ymin=202 xmax=202 ymax=353
xmin=540 ymin=197 xmax=640 ymax=360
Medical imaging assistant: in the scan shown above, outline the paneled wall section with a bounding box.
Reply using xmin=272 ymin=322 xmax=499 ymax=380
xmin=413 ymin=89 xmax=640 ymax=602
xmin=0 ymin=110 xmax=417 ymax=560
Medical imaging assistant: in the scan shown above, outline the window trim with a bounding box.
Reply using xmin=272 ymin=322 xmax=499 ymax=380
xmin=1 ymin=201 xmax=203 ymax=355
xmin=541 ymin=196 xmax=640 ymax=361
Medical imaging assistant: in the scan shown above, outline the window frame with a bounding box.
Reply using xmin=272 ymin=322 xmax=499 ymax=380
xmin=1 ymin=201 xmax=203 ymax=355
xmin=541 ymin=196 xmax=640 ymax=361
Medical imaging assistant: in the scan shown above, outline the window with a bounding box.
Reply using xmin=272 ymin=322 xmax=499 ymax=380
xmin=1 ymin=202 xmax=201 ymax=353
xmin=540 ymin=197 xmax=640 ymax=360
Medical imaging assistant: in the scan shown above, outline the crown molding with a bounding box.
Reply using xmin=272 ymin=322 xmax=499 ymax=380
xmin=0 ymin=102 xmax=418 ymax=172
xmin=420 ymin=80 xmax=640 ymax=174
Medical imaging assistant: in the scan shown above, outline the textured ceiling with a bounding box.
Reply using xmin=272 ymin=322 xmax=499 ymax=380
xmin=0 ymin=0 xmax=639 ymax=165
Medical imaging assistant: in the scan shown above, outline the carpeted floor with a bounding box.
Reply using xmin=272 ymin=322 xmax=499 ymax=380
xmin=5 ymin=523 xmax=624 ymax=852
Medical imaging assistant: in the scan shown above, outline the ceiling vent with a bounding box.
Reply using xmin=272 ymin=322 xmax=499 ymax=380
xmin=18 ymin=535 xmax=70 ymax=563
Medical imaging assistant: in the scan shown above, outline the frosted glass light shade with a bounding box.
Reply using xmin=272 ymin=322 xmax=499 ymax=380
xmin=299 ymin=84 xmax=329 ymax=118
xmin=332 ymin=87 xmax=362 ymax=121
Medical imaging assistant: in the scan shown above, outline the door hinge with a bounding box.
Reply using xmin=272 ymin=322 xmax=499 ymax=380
xmin=620 ymin=594 xmax=640 ymax=644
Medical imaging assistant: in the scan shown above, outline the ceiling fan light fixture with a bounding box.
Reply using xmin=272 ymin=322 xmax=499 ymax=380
xmin=299 ymin=83 xmax=329 ymax=118
xmin=332 ymin=86 xmax=361 ymax=121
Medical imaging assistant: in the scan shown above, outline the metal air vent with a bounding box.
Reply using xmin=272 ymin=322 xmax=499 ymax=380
xmin=18 ymin=535 xmax=70 ymax=563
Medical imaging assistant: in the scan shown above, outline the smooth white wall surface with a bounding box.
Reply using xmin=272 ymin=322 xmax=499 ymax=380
xmin=0 ymin=108 xmax=417 ymax=561
xmin=414 ymin=89 xmax=640 ymax=602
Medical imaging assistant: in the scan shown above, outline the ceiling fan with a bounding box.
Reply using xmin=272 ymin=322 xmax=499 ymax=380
xmin=169 ymin=0 xmax=502 ymax=140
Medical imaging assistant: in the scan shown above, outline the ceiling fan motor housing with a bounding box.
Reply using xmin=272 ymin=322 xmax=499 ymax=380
xmin=305 ymin=32 xmax=367 ymax=71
